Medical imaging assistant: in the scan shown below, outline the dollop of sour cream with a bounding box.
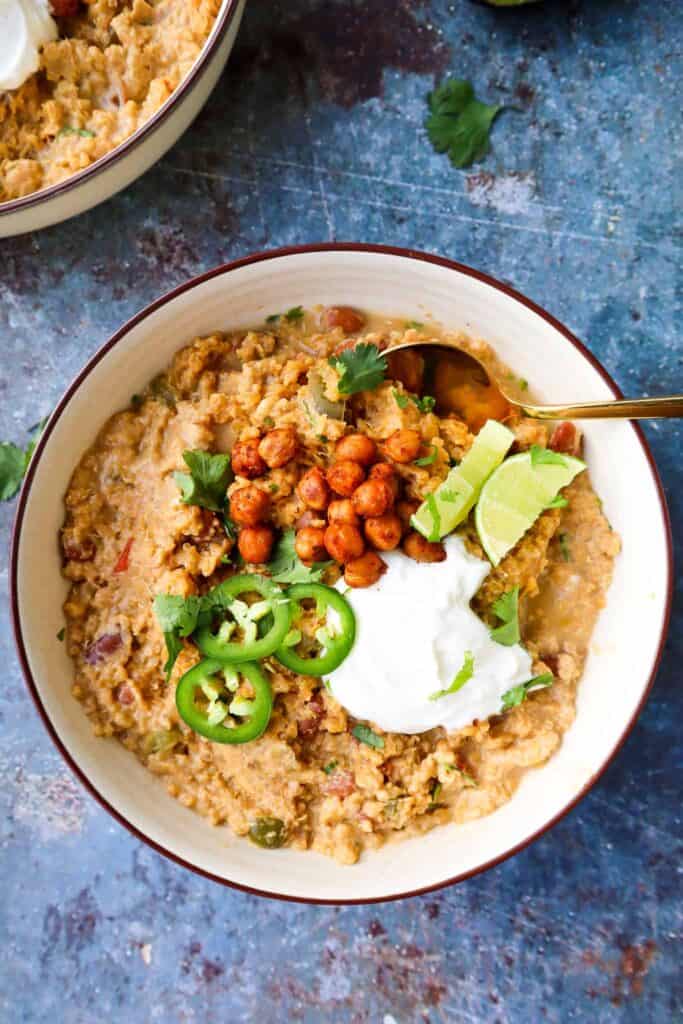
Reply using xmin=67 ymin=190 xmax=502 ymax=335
xmin=0 ymin=0 xmax=57 ymax=92
xmin=332 ymin=535 xmax=533 ymax=735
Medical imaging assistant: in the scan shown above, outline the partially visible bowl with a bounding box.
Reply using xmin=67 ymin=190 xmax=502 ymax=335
xmin=0 ymin=0 xmax=246 ymax=238
xmin=10 ymin=245 xmax=672 ymax=903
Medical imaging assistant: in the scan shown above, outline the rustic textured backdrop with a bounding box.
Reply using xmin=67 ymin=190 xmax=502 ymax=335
xmin=1 ymin=0 xmax=681 ymax=1020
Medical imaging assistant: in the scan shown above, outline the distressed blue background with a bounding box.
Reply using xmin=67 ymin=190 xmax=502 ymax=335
xmin=1 ymin=0 xmax=681 ymax=1020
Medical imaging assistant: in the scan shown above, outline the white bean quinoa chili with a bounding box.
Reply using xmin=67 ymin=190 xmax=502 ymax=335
xmin=60 ymin=307 xmax=619 ymax=864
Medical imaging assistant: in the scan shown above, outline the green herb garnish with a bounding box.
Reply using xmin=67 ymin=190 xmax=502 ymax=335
xmin=174 ymin=450 xmax=233 ymax=512
xmin=518 ymin=378 xmax=529 ymax=392
xmin=329 ymin=343 xmax=388 ymax=396
xmin=352 ymin=724 xmax=385 ymax=749
xmin=0 ymin=420 xmax=45 ymax=501
xmin=393 ymin=388 xmax=410 ymax=410
xmin=59 ymin=126 xmax=96 ymax=138
xmin=546 ymin=495 xmax=569 ymax=510
xmin=500 ymin=673 xmax=553 ymax=712
xmin=153 ymin=594 xmax=204 ymax=682
xmin=322 ymin=761 xmax=338 ymax=775
xmin=429 ymin=651 xmax=474 ymax=701
xmin=266 ymin=528 xmax=331 ymax=584
xmin=489 ymin=587 xmax=520 ymax=646
xmin=405 ymin=320 xmax=424 ymax=330
xmin=529 ymin=445 xmax=567 ymax=469
xmin=411 ymin=395 xmax=436 ymax=414
xmin=284 ymin=306 xmax=304 ymax=323
xmin=265 ymin=314 xmax=280 ymax=324
xmin=414 ymin=445 xmax=438 ymax=467
xmin=57 ymin=628 xmax=65 ymax=642
xmin=425 ymin=78 xmax=502 ymax=169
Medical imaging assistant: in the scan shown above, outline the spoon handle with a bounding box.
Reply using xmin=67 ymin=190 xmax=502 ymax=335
xmin=520 ymin=395 xmax=683 ymax=420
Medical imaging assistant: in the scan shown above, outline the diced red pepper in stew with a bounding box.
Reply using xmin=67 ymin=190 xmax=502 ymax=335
xmin=113 ymin=538 xmax=133 ymax=573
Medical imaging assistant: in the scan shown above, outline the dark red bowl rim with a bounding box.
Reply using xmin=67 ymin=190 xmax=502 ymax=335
xmin=9 ymin=243 xmax=673 ymax=905
xmin=0 ymin=0 xmax=241 ymax=219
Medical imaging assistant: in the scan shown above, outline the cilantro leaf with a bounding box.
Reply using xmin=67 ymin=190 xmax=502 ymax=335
xmin=546 ymin=495 xmax=568 ymax=510
xmin=352 ymin=724 xmax=385 ymax=749
xmin=529 ymin=445 xmax=567 ymax=469
xmin=322 ymin=761 xmax=338 ymax=774
xmin=430 ymin=650 xmax=475 ymax=701
xmin=489 ymin=587 xmax=520 ymax=646
xmin=174 ymin=450 xmax=233 ymax=512
xmin=500 ymin=673 xmax=553 ymax=712
xmin=393 ymin=388 xmax=410 ymax=410
xmin=426 ymin=79 xmax=502 ymax=169
xmin=558 ymin=532 xmax=571 ymax=562
xmin=414 ymin=444 xmax=438 ymax=467
xmin=0 ymin=420 xmax=46 ymax=501
xmin=266 ymin=528 xmax=331 ymax=584
xmin=59 ymin=126 xmax=96 ymax=138
xmin=329 ymin=343 xmax=388 ymax=396
xmin=411 ymin=394 xmax=436 ymax=414
xmin=153 ymin=594 xmax=204 ymax=681
xmin=284 ymin=306 xmax=304 ymax=322
xmin=405 ymin=320 xmax=424 ymax=329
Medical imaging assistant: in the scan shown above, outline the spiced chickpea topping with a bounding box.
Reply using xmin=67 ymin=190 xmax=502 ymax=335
xmin=324 ymin=523 xmax=365 ymax=564
xmin=295 ymin=526 xmax=328 ymax=564
xmin=364 ymin=512 xmax=402 ymax=551
xmin=383 ymin=428 xmax=422 ymax=464
xmin=229 ymin=485 xmax=271 ymax=526
xmin=326 ymin=460 xmax=366 ymax=497
xmin=403 ymin=530 xmax=447 ymax=563
xmin=335 ymin=433 xmax=377 ymax=466
xmin=238 ymin=524 xmax=275 ymax=564
xmin=297 ymin=466 xmax=331 ymax=511
xmin=368 ymin=462 xmax=399 ymax=499
xmin=323 ymin=306 xmax=366 ymax=333
xmin=231 ymin=438 xmax=267 ymax=479
xmin=344 ymin=550 xmax=387 ymax=588
xmin=328 ymin=498 xmax=359 ymax=526
xmin=352 ymin=478 xmax=394 ymax=518
xmin=258 ymin=427 xmax=297 ymax=469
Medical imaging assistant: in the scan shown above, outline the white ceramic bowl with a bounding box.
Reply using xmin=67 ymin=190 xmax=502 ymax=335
xmin=0 ymin=0 xmax=245 ymax=238
xmin=10 ymin=245 xmax=672 ymax=903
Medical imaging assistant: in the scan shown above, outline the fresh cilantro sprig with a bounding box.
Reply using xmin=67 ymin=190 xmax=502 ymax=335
xmin=393 ymin=390 xmax=436 ymax=415
xmin=0 ymin=420 xmax=46 ymax=501
xmin=352 ymin=724 xmax=385 ymax=749
xmin=489 ymin=587 xmax=521 ymax=646
xmin=153 ymin=594 xmax=205 ymax=681
xmin=426 ymin=79 xmax=502 ymax=169
xmin=529 ymin=445 xmax=567 ymax=469
xmin=266 ymin=306 xmax=305 ymax=325
xmin=266 ymin=528 xmax=331 ymax=584
xmin=500 ymin=673 xmax=553 ymax=712
xmin=329 ymin=343 xmax=387 ymax=396
xmin=546 ymin=495 xmax=568 ymax=510
xmin=174 ymin=450 xmax=233 ymax=512
xmin=430 ymin=651 xmax=474 ymax=701
xmin=414 ymin=445 xmax=438 ymax=467
xmin=58 ymin=126 xmax=96 ymax=138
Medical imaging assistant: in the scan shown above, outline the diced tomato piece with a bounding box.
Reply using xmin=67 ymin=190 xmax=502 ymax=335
xmin=113 ymin=538 xmax=133 ymax=573
xmin=297 ymin=695 xmax=325 ymax=738
xmin=549 ymin=421 xmax=582 ymax=456
xmin=322 ymin=769 xmax=355 ymax=798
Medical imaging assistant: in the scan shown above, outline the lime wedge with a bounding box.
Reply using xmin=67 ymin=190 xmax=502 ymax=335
xmin=475 ymin=450 xmax=586 ymax=565
xmin=412 ymin=419 xmax=514 ymax=541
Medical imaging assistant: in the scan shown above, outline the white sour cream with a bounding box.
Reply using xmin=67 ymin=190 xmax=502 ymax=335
xmin=332 ymin=535 xmax=533 ymax=735
xmin=0 ymin=0 xmax=57 ymax=92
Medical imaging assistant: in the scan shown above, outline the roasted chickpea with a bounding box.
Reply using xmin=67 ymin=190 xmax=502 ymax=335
xmin=238 ymin=524 xmax=275 ymax=564
xmin=328 ymin=498 xmax=359 ymax=526
xmin=258 ymin=427 xmax=298 ymax=469
xmin=231 ymin=438 xmax=267 ymax=479
xmin=383 ymin=428 xmax=422 ymax=464
xmin=396 ymin=499 xmax=420 ymax=533
xmin=335 ymin=433 xmax=377 ymax=466
xmin=368 ymin=462 xmax=400 ymax=499
xmin=229 ymin=485 xmax=271 ymax=526
xmin=323 ymin=306 xmax=366 ymax=333
xmin=295 ymin=526 xmax=328 ymax=564
xmin=364 ymin=512 xmax=402 ymax=551
xmin=295 ymin=509 xmax=326 ymax=531
xmin=324 ymin=523 xmax=365 ymax=564
xmin=297 ymin=467 xmax=330 ymax=511
xmin=344 ymin=551 xmax=387 ymax=588
xmin=326 ymin=460 xmax=366 ymax=497
xmin=351 ymin=478 xmax=394 ymax=518
xmin=403 ymin=530 xmax=447 ymax=563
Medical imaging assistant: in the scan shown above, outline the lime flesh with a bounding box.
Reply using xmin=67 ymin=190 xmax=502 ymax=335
xmin=475 ymin=450 xmax=585 ymax=565
xmin=412 ymin=419 xmax=514 ymax=541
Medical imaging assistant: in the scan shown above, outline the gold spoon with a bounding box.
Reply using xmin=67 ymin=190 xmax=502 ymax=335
xmin=386 ymin=339 xmax=683 ymax=429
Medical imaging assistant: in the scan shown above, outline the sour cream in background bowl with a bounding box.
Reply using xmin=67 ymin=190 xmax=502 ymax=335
xmin=10 ymin=245 xmax=672 ymax=903
xmin=0 ymin=0 xmax=246 ymax=238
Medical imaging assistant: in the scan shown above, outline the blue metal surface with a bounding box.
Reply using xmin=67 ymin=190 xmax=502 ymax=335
xmin=1 ymin=1 xmax=681 ymax=1020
